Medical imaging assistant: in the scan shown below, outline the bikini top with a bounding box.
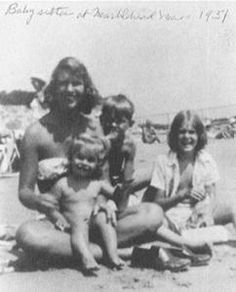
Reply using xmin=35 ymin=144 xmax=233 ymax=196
xmin=37 ymin=158 xmax=69 ymax=192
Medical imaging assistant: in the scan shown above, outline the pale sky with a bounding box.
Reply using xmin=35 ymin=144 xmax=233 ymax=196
xmin=0 ymin=1 xmax=236 ymax=120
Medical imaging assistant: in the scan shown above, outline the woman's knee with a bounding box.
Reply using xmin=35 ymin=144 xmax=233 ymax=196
xmin=139 ymin=203 xmax=164 ymax=231
xmin=213 ymin=199 xmax=236 ymax=225
xmin=16 ymin=221 xmax=53 ymax=253
xmin=16 ymin=221 xmax=35 ymax=247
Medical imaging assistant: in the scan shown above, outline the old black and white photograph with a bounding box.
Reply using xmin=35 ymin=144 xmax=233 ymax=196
xmin=1 ymin=1 xmax=236 ymax=291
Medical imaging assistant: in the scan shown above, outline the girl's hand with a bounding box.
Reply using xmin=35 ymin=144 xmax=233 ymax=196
xmin=55 ymin=218 xmax=70 ymax=232
xmin=176 ymin=187 xmax=191 ymax=200
xmin=36 ymin=193 xmax=59 ymax=214
xmin=108 ymin=128 xmax=125 ymax=147
xmin=189 ymin=188 xmax=206 ymax=203
xmin=92 ymin=202 xmax=117 ymax=227
xmin=106 ymin=130 xmax=119 ymax=142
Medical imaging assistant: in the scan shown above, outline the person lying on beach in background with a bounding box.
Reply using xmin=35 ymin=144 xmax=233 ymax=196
xmin=143 ymin=110 xmax=236 ymax=234
xmin=46 ymin=134 xmax=124 ymax=273
xmin=141 ymin=119 xmax=160 ymax=144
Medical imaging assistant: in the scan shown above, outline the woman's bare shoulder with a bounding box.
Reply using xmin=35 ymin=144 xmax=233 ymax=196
xmin=24 ymin=114 xmax=52 ymax=143
xmin=26 ymin=117 xmax=48 ymax=135
xmin=22 ymin=121 xmax=44 ymax=146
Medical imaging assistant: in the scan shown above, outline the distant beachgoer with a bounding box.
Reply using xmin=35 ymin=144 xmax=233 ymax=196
xmin=0 ymin=128 xmax=19 ymax=174
xmin=46 ymin=134 xmax=124 ymax=273
xmin=216 ymin=124 xmax=234 ymax=139
xmin=141 ymin=120 xmax=160 ymax=144
xmin=143 ymin=110 xmax=236 ymax=234
xmin=30 ymin=77 xmax=49 ymax=119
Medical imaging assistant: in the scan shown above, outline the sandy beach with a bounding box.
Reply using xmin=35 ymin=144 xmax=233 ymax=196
xmin=1 ymin=138 xmax=236 ymax=292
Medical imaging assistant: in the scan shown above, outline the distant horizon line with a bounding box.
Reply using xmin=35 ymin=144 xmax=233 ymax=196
xmin=136 ymin=103 xmax=236 ymax=121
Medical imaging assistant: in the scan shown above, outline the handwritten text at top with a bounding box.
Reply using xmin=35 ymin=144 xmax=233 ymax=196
xmin=4 ymin=2 xmax=230 ymax=25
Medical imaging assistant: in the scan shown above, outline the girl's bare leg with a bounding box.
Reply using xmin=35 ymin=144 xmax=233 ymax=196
xmin=129 ymin=168 xmax=152 ymax=193
xmin=16 ymin=219 xmax=103 ymax=260
xmin=116 ymin=203 xmax=164 ymax=246
xmin=71 ymin=222 xmax=99 ymax=271
xmin=93 ymin=212 xmax=124 ymax=268
xmin=157 ymin=224 xmax=207 ymax=249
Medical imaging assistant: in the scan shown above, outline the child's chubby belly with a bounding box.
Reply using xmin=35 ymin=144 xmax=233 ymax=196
xmin=61 ymin=190 xmax=97 ymax=223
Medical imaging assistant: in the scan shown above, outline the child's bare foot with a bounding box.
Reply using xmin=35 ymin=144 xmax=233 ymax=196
xmin=109 ymin=256 xmax=126 ymax=270
xmin=81 ymin=256 xmax=100 ymax=275
xmin=82 ymin=265 xmax=100 ymax=277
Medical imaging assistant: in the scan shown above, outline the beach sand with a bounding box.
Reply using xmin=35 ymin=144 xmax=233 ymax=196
xmin=1 ymin=138 xmax=236 ymax=292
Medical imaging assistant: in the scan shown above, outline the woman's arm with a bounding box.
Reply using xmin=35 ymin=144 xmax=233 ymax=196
xmin=18 ymin=125 xmax=40 ymax=209
xmin=142 ymin=185 xmax=189 ymax=211
xmin=18 ymin=125 xmax=58 ymax=212
xmin=100 ymin=180 xmax=131 ymax=211
xmin=122 ymin=135 xmax=136 ymax=183
xmin=46 ymin=181 xmax=70 ymax=230
xmin=99 ymin=181 xmax=115 ymax=198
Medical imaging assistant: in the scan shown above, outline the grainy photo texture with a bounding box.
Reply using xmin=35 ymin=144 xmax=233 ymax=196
xmin=1 ymin=1 xmax=236 ymax=291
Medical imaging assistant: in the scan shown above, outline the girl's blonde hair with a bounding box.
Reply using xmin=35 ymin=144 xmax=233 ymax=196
xmin=68 ymin=134 xmax=110 ymax=178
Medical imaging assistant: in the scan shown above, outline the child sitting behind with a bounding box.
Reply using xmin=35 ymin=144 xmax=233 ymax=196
xmin=46 ymin=134 xmax=124 ymax=273
xmin=100 ymin=94 xmax=136 ymax=210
